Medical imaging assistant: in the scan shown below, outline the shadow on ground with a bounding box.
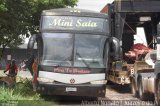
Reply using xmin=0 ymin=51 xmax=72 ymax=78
xmin=41 ymin=95 xmax=100 ymax=105
xmin=106 ymin=81 xmax=131 ymax=93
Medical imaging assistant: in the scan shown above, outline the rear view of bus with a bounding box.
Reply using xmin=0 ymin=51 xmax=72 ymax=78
xmin=27 ymin=8 xmax=109 ymax=97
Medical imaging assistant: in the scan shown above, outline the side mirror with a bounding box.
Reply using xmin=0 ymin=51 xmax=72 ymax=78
xmin=157 ymin=23 xmax=160 ymax=36
xmin=157 ymin=37 xmax=160 ymax=60
xmin=26 ymin=34 xmax=38 ymax=76
xmin=110 ymin=37 xmax=121 ymax=60
xmin=157 ymin=23 xmax=160 ymax=60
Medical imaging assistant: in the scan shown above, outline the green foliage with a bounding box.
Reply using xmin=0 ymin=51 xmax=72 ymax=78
xmin=14 ymin=79 xmax=39 ymax=97
xmin=0 ymin=87 xmax=24 ymax=100
xmin=0 ymin=0 xmax=7 ymax=11
xmin=0 ymin=78 xmax=54 ymax=106
xmin=0 ymin=87 xmax=53 ymax=105
xmin=0 ymin=0 xmax=78 ymax=58
xmin=0 ymin=79 xmax=40 ymax=100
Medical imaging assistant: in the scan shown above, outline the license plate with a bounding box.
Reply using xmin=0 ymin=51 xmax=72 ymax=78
xmin=66 ymin=87 xmax=77 ymax=92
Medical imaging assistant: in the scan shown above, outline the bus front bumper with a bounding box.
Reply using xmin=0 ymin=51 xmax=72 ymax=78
xmin=36 ymin=82 xmax=106 ymax=97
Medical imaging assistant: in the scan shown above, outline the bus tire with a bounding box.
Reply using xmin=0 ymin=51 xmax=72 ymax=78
xmin=155 ymin=78 xmax=160 ymax=106
xmin=138 ymin=77 xmax=148 ymax=101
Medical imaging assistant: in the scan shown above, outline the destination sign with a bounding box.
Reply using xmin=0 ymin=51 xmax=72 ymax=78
xmin=53 ymin=67 xmax=90 ymax=74
xmin=41 ymin=16 xmax=108 ymax=33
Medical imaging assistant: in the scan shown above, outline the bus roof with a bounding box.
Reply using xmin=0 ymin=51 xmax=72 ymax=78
xmin=41 ymin=8 xmax=108 ymax=19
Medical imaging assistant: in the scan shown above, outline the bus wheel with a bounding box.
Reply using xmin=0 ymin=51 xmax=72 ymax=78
xmin=155 ymin=78 xmax=160 ymax=106
xmin=138 ymin=77 xmax=148 ymax=101
xmin=131 ymin=78 xmax=137 ymax=97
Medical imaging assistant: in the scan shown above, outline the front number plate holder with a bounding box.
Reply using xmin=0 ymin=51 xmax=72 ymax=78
xmin=66 ymin=87 xmax=77 ymax=92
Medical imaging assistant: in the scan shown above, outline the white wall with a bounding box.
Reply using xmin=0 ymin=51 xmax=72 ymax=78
xmin=76 ymin=0 xmax=114 ymax=12
xmin=134 ymin=27 xmax=147 ymax=46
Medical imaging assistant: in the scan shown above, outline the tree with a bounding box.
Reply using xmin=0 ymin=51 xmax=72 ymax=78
xmin=0 ymin=0 xmax=78 ymax=58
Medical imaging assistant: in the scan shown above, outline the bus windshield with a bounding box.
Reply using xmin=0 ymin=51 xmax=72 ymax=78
xmin=74 ymin=34 xmax=106 ymax=68
xmin=42 ymin=33 xmax=73 ymax=66
xmin=41 ymin=33 xmax=107 ymax=68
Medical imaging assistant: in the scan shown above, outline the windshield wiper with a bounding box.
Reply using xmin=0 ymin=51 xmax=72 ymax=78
xmin=54 ymin=56 xmax=72 ymax=67
xmin=76 ymin=52 xmax=91 ymax=70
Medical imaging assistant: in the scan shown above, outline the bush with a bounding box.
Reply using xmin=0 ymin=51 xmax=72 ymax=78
xmin=14 ymin=78 xmax=40 ymax=98
xmin=0 ymin=79 xmax=40 ymax=100
xmin=0 ymin=78 xmax=53 ymax=106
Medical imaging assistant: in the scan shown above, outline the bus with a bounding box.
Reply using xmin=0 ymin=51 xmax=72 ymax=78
xmin=27 ymin=8 xmax=111 ymax=97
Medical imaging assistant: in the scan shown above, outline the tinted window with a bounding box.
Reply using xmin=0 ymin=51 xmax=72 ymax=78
xmin=42 ymin=33 xmax=73 ymax=66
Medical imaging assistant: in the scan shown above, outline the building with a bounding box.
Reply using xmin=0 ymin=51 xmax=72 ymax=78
xmin=0 ymin=44 xmax=36 ymax=69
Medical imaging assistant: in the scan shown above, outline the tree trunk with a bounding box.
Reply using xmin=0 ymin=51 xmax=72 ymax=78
xmin=0 ymin=45 xmax=6 ymax=59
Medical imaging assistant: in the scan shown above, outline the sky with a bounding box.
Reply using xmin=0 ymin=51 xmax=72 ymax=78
xmin=76 ymin=0 xmax=114 ymax=12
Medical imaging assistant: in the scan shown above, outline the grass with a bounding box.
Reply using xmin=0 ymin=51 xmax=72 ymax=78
xmin=0 ymin=72 xmax=54 ymax=106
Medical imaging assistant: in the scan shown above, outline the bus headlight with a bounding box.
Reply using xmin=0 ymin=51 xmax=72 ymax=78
xmin=37 ymin=77 xmax=54 ymax=83
xmin=90 ymin=80 xmax=107 ymax=84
